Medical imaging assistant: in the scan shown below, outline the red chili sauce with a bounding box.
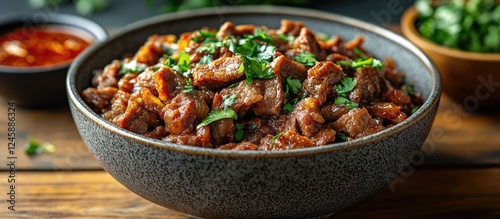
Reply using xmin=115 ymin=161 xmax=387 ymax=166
xmin=0 ymin=26 xmax=91 ymax=67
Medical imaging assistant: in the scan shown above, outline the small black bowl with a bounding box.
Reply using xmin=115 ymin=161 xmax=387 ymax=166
xmin=0 ymin=13 xmax=107 ymax=108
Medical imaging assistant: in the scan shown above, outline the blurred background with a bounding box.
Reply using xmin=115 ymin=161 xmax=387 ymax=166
xmin=0 ymin=0 xmax=414 ymax=28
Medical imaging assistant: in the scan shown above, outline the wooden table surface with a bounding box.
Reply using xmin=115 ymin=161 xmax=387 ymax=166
xmin=1 ymin=24 xmax=500 ymax=217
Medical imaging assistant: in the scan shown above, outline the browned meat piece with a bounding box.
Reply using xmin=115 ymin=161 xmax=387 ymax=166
xmin=310 ymin=128 xmax=336 ymax=146
xmin=117 ymin=73 xmax=138 ymax=93
xmin=333 ymin=108 xmax=385 ymax=138
xmin=386 ymin=89 xmax=411 ymax=106
xmin=144 ymin=126 xmax=169 ymax=139
xmin=241 ymin=118 xmax=274 ymax=145
xmin=208 ymin=93 xmax=235 ymax=146
xmin=349 ymin=67 xmax=382 ymax=104
xmin=136 ymin=88 xmax=165 ymax=115
xmin=218 ymin=141 xmax=258 ymax=150
xmin=285 ymin=97 xmax=325 ymax=138
xmin=134 ymin=34 xmax=176 ymax=65
xmin=219 ymin=81 xmax=263 ymax=118
xmin=271 ymin=55 xmax=308 ymax=80
xmin=321 ymin=103 xmax=349 ymax=122
xmin=382 ymin=58 xmax=404 ymax=88
xmin=154 ymin=66 xmax=186 ymax=102
xmin=161 ymin=93 xmax=198 ymax=135
xmin=368 ymin=102 xmax=408 ymax=125
xmin=216 ymin=21 xmax=235 ymax=38
xmin=278 ymin=19 xmax=304 ymax=37
xmin=163 ymin=126 xmax=212 ymax=148
xmin=192 ymin=56 xmax=244 ymax=90
xmin=252 ymin=75 xmax=284 ymax=117
xmin=342 ymin=36 xmax=366 ymax=59
xmin=114 ymin=99 xmax=161 ymax=135
xmin=293 ymin=27 xmax=327 ymax=61
xmin=81 ymin=87 xmax=118 ymax=113
xmin=135 ymin=67 xmax=158 ymax=96
xmin=319 ymin=36 xmax=342 ymax=51
xmin=234 ymin=24 xmax=256 ymax=36
xmin=325 ymin=53 xmax=350 ymax=63
xmin=103 ymin=90 xmax=130 ymax=121
xmin=259 ymin=130 xmax=315 ymax=150
xmin=303 ymin=61 xmax=344 ymax=104
xmin=93 ymin=60 xmax=121 ymax=89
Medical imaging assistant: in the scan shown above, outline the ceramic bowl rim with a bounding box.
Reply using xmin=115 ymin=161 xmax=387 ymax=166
xmin=0 ymin=13 xmax=108 ymax=73
xmin=67 ymin=5 xmax=441 ymax=158
xmin=401 ymin=6 xmax=500 ymax=62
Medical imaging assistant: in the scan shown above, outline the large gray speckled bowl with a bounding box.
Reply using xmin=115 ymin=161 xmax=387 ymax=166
xmin=67 ymin=6 xmax=441 ymax=219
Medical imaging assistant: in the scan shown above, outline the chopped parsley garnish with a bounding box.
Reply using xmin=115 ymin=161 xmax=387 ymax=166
xmin=167 ymin=52 xmax=191 ymax=77
xmin=336 ymin=57 xmax=384 ymax=70
xmin=336 ymin=132 xmax=348 ymax=141
xmin=406 ymin=83 xmax=416 ymax=96
xmin=161 ymin=44 xmax=174 ymax=56
xmin=246 ymin=28 xmax=274 ymax=44
xmin=192 ymin=30 xmax=217 ymax=43
xmin=197 ymin=41 xmax=224 ymax=54
xmin=198 ymin=54 xmax=213 ymax=65
xmin=353 ymin=47 xmax=367 ymax=58
xmin=182 ymin=80 xmax=195 ymax=94
xmin=119 ymin=60 xmax=147 ymax=75
xmin=241 ymin=56 xmax=275 ymax=84
xmin=249 ymin=123 xmax=258 ymax=132
xmin=277 ymin=33 xmax=294 ymax=42
xmin=196 ymin=108 xmax=238 ymax=129
xmin=283 ymin=76 xmax=303 ymax=112
xmin=411 ymin=106 xmax=420 ymax=114
xmin=24 ymin=136 xmax=56 ymax=156
xmin=270 ymin=132 xmax=284 ymax=148
xmin=222 ymin=94 xmax=238 ymax=110
xmin=235 ymin=122 xmax=244 ymax=142
xmin=293 ymin=52 xmax=316 ymax=67
xmin=334 ymin=77 xmax=358 ymax=110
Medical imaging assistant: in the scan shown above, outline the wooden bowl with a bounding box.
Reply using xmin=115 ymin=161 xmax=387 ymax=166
xmin=401 ymin=7 xmax=500 ymax=109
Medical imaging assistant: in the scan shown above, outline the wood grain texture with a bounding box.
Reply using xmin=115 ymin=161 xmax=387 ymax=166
xmin=1 ymin=169 xmax=500 ymax=218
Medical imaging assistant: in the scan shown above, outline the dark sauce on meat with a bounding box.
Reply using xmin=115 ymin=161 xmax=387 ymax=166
xmin=81 ymin=20 xmax=423 ymax=150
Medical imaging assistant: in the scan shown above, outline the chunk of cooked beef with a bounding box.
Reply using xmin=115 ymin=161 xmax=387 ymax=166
xmin=310 ymin=128 xmax=336 ymax=146
xmin=163 ymin=126 xmax=212 ymax=148
xmin=252 ymin=75 xmax=284 ymax=117
xmin=117 ymin=73 xmax=138 ymax=93
xmin=303 ymin=61 xmax=344 ymax=104
xmin=113 ymin=97 xmax=161 ymax=135
xmin=81 ymin=87 xmax=118 ymax=113
xmin=94 ymin=60 xmax=121 ymax=89
xmin=349 ymin=67 xmax=382 ymax=104
xmin=368 ymin=102 xmax=407 ymax=125
xmin=382 ymin=58 xmax=404 ymax=88
xmin=134 ymin=34 xmax=176 ymax=65
xmin=103 ymin=90 xmax=131 ymax=121
xmin=278 ymin=19 xmax=304 ymax=37
xmin=293 ymin=27 xmax=327 ymax=61
xmin=161 ymin=93 xmax=198 ymax=135
xmin=216 ymin=21 xmax=235 ymax=38
xmin=259 ymin=130 xmax=315 ymax=150
xmin=285 ymin=97 xmax=325 ymax=138
xmin=209 ymin=93 xmax=235 ymax=146
xmin=333 ymin=108 xmax=385 ymax=138
xmin=192 ymin=56 xmax=244 ymax=90
xmin=321 ymin=103 xmax=349 ymax=122
xmin=272 ymin=55 xmax=308 ymax=80
xmin=154 ymin=66 xmax=186 ymax=102
xmin=219 ymin=81 xmax=263 ymax=118
xmin=135 ymin=67 xmax=158 ymax=96
xmin=218 ymin=141 xmax=258 ymax=150
xmin=386 ymin=89 xmax=411 ymax=106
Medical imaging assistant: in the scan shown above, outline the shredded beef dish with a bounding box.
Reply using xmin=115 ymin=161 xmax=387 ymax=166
xmin=82 ymin=19 xmax=423 ymax=150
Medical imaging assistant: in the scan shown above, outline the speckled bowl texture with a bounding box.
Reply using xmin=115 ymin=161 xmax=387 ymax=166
xmin=67 ymin=6 xmax=441 ymax=219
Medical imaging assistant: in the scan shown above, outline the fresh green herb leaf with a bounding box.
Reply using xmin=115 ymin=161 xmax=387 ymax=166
xmin=172 ymin=52 xmax=191 ymax=77
xmin=286 ymin=77 xmax=302 ymax=95
xmin=248 ymin=28 xmax=274 ymax=44
xmin=249 ymin=123 xmax=258 ymax=132
xmin=196 ymin=108 xmax=238 ymax=129
xmin=119 ymin=60 xmax=147 ymax=75
xmin=24 ymin=136 xmax=56 ymax=156
xmin=284 ymin=103 xmax=294 ymax=112
xmin=235 ymin=122 xmax=244 ymax=142
xmin=335 ymin=77 xmax=357 ymax=94
xmin=161 ymin=44 xmax=174 ymax=56
xmin=336 ymin=57 xmax=384 ymax=70
xmin=353 ymin=47 xmax=367 ymax=58
xmin=411 ymin=106 xmax=420 ymax=114
xmin=152 ymin=66 xmax=160 ymax=72
xmin=317 ymin=32 xmax=330 ymax=41
xmin=406 ymin=83 xmax=416 ymax=96
xmin=335 ymin=96 xmax=358 ymax=110
xmin=238 ymin=62 xmax=245 ymax=74
xmin=242 ymin=56 xmax=275 ymax=84
xmin=270 ymin=132 xmax=284 ymax=148
xmin=197 ymin=41 xmax=224 ymax=54
xmin=198 ymin=54 xmax=213 ymax=65
xmin=336 ymin=132 xmax=348 ymax=141
xmin=294 ymin=52 xmax=316 ymax=67
xmin=222 ymin=94 xmax=238 ymax=110
xmin=182 ymin=80 xmax=195 ymax=94
xmin=164 ymin=57 xmax=175 ymax=68
xmin=277 ymin=33 xmax=294 ymax=42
